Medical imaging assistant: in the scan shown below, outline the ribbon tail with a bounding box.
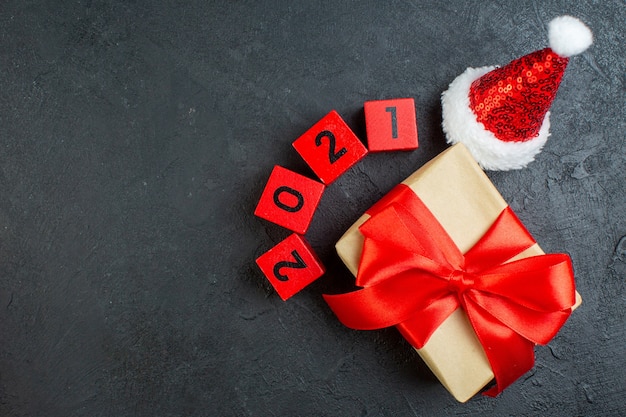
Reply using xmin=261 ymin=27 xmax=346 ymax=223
xmin=397 ymin=294 xmax=460 ymax=348
xmin=465 ymin=298 xmax=535 ymax=397
xmin=323 ymin=271 xmax=450 ymax=331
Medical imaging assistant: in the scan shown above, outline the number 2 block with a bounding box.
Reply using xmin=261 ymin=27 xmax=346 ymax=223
xmin=364 ymin=98 xmax=419 ymax=152
xmin=293 ymin=110 xmax=368 ymax=184
xmin=256 ymin=233 xmax=325 ymax=301
xmin=254 ymin=165 xmax=325 ymax=234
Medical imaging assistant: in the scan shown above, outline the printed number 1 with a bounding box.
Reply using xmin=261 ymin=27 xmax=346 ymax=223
xmin=273 ymin=250 xmax=307 ymax=281
xmin=385 ymin=107 xmax=398 ymax=139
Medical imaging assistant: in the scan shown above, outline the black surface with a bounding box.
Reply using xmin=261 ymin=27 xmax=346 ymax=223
xmin=0 ymin=1 xmax=624 ymax=416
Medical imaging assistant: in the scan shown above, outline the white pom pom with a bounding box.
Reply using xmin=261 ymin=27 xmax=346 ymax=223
xmin=549 ymin=15 xmax=593 ymax=57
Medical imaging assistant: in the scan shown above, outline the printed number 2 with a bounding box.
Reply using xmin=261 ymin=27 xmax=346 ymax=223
xmin=385 ymin=107 xmax=398 ymax=139
xmin=273 ymin=250 xmax=307 ymax=281
xmin=315 ymin=130 xmax=347 ymax=164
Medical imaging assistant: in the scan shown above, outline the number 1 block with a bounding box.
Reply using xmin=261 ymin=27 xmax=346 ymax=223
xmin=256 ymin=233 xmax=325 ymax=301
xmin=254 ymin=165 xmax=325 ymax=234
xmin=364 ymin=98 xmax=419 ymax=152
xmin=293 ymin=110 xmax=368 ymax=184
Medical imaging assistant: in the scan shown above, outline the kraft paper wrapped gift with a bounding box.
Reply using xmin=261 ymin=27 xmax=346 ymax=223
xmin=328 ymin=143 xmax=581 ymax=402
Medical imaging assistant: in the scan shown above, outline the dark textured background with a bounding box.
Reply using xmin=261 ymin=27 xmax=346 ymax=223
xmin=0 ymin=1 xmax=624 ymax=416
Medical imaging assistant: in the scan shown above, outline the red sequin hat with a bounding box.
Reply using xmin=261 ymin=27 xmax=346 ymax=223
xmin=441 ymin=16 xmax=592 ymax=171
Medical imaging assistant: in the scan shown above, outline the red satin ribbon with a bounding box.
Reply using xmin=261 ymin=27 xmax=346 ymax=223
xmin=324 ymin=184 xmax=575 ymax=396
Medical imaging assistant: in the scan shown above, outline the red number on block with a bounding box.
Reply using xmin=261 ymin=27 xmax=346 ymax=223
xmin=256 ymin=233 xmax=325 ymax=300
xmin=254 ymin=165 xmax=325 ymax=234
xmin=293 ymin=110 xmax=368 ymax=184
xmin=364 ymin=98 xmax=419 ymax=152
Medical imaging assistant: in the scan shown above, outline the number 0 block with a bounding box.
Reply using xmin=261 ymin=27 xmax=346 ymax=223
xmin=293 ymin=110 xmax=368 ymax=184
xmin=364 ymin=98 xmax=418 ymax=152
xmin=254 ymin=165 xmax=325 ymax=234
xmin=256 ymin=233 xmax=325 ymax=301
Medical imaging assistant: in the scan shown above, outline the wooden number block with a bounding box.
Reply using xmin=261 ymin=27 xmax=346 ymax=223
xmin=364 ymin=98 xmax=419 ymax=152
xmin=256 ymin=233 xmax=325 ymax=301
xmin=254 ymin=165 xmax=325 ymax=234
xmin=292 ymin=110 xmax=368 ymax=184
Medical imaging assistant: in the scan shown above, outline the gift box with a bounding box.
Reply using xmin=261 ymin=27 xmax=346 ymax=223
xmin=325 ymin=143 xmax=580 ymax=402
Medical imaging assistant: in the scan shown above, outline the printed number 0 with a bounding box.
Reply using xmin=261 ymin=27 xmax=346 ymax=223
xmin=273 ymin=186 xmax=304 ymax=213
xmin=273 ymin=250 xmax=307 ymax=281
xmin=315 ymin=130 xmax=347 ymax=164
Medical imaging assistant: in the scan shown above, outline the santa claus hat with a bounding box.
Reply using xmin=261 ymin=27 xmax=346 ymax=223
xmin=441 ymin=16 xmax=593 ymax=170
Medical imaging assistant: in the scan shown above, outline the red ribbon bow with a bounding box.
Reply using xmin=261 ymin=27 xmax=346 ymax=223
xmin=324 ymin=185 xmax=575 ymax=396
